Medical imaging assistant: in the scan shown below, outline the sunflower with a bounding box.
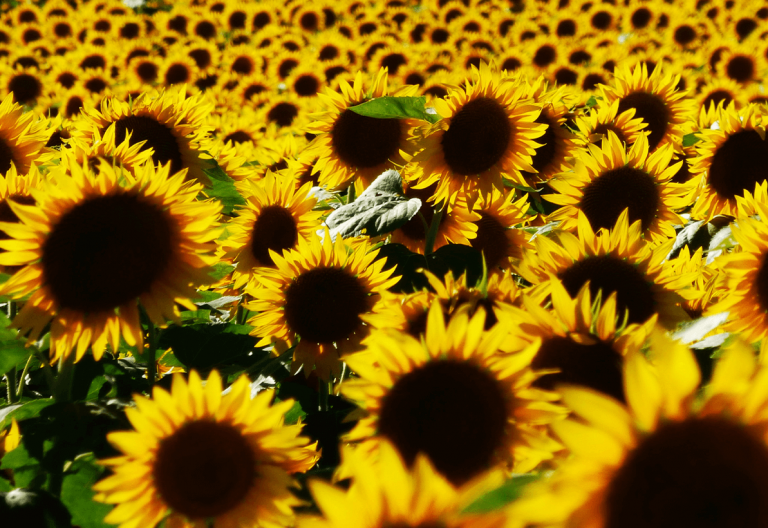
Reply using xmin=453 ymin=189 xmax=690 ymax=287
xmin=695 ymin=75 xmax=743 ymax=114
xmin=546 ymin=131 xmax=688 ymax=243
xmin=1 ymin=66 xmax=45 ymax=107
xmin=574 ymin=100 xmax=649 ymax=147
xmin=80 ymin=69 xmax=112 ymax=97
xmin=717 ymin=46 xmax=761 ymax=85
xmin=499 ymin=277 xmax=657 ymax=404
xmin=286 ymin=65 xmax=325 ymax=98
xmin=217 ymin=173 xmax=323 ymax=289
xmin=515 ymin=210 xmax=695 ymax=328
xmin=245 ymin=234 xmax=399 ymax=380
xmin=207 ymin=105 xmax=264 ymax=158
xmin=63 ymin=125 xmax=155 ymax=176
xmin=389 ymin=183 xmax=479 ymax=255
xmin=405 ymin=63 xmax=545 ymax=211
xmin=224 ymin=44 xmax=265 ymax=78
xmin=303 ymin=67 xmax=419 ymax=192
xmin=469 ymin=187 xmax=531 ymax=269
xmin=341 ymin=301 xmax=565 ymax=485
xmin=704 ymin=205 xmax=768 ymax=344
xmin=159 ymin=52 xmax=199 ymax=87
xmin=0 ymin=163 xmax=43 ymax=274
xmin=300 ymin=440 xmax=506 ymax=528
xmin=599 ymin=62 xmax=695 ymax=153
xmin=510 ymin=334 xmax=768 ymax=528
xmin=0 ymin=93 xmax=50 ymax=175
xmin=93 ymin=370 xmax=319 ymax=528
xmin=689 ymin=102 xmax=768 ymax=219
xmin=129 ymin=56 xmax=161 ymax=84
xmin=74 ymin=86 xmax=214 ymax=186
xmin=0 ymin=159 xmax=221 ymax=364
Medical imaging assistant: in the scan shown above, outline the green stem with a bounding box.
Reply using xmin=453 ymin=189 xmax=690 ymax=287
xmin=318 ymin=379 xmax=329 ymax=412
xmin=5 ymin=368 xmax=16 ymax=404
xmin=34 ymin=350 xmax=56 ymax=395
xmin=16 ymin=354 xmax=32 ymax=399
xmin=424 ymin=207 xmax=444 ymax=255
xmin=245 ymin=346 xmax=295 ymax=377
xmin=53 ymin=353 xmax=75 ymax=404
xmin=146 ymin=318 xmax=157 ymax=394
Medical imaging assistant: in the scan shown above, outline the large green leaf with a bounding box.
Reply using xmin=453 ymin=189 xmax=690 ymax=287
xmin=202 ymin=163 xmax=246 ymax=215
xmin=158 ymin=323 xmax=263 ymax=370
xmin=61 ymin=454 xmax=114 ymax=528
xmin=0 ymin=312 xmax=31 ymax=377
xmin=349 ymin=96 xmax=440 ymax=123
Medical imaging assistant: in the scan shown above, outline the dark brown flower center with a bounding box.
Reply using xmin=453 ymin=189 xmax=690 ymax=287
xmin=65 ymin=96 xmax=84 ymax=118
xmin=533 ymin=45 xmax=557 ymax=67
xmin=223 ymin=131 xmax=252 ymax=145
xmin=702 ymin=90 xmax=733 ymax=112
xmin=284 ymin=266 xmax=369 ymax=343
xmin=331 ymin=109 xmax=402 ymax=169
xmin=267 ymin=102 xmax=299 ymax=127
xmin=524 ymin=113 xmax=557 ymax=179
xmin=708 ymin=129 xmax=768 ymax=200
xmin=165 ymin=64 xmax=190 ymax=85
xmin=42 ymin=193 xmax=174 ymax=312
xmin=8 ymin=74 xmax=42 ymax=105
xmin=470 ymin=213 xmax=510 ymax=269
xmin=153 ymin=420 xmax=256 ymax=519
xmin=726 ymin=56 xmax=755 ymax=83
xmin=249 ymin=205 xmax=298 ymax=267
xmin=113 ymin=115 xmax=184 ymax=175
xmin=673 ymin=25 xmax=696 ymax=46
xmin=579 ymin=166 xmax=660 ymax=233
xmin=616 ymin=91 xmax=670 ymax=151
xmin=85 ymin=77 xmax=108 ymax=94
xmin=189 ymin=49 xmax=211 ymax=69
xmin=294 ymin=75 xmax=319 ymax=97
xmin=441 ymin=97 xmax=512 ymax=176
xmin=532 ymin=336 xmax=625 ymax=402
xmin=0 ymin=138 xmax=17 ymax=175
xmin=558 ymin=255 xmax=656 ymax=325
xmin=754 ymin=255 xmax=768 ymax=313
xmin=136 ymin=61 xmax=158 ymax=82
xmin=378 ymin=359 xmax=509 ymax=486
xmin=606 ymin=417 xmax=768 ymax=528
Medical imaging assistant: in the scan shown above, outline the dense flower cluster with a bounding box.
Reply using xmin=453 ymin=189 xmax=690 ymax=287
xmin=0 ymin=0 xmax=765 ymax=527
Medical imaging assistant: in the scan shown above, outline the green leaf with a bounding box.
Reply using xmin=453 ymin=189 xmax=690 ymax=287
xmin=202 ymin=163 xmax=246 ymax=215
xmin=0 ymin=312 xmax=30 ymax=377
xmin=60 ymin=454 xmax=113 ymax=528
xmin=283 ymin=400 xmax=306 ymax=425
xmin=585 ymin=95 xmax=599 ymax=109
xmin=325 ymin=170 xmax=422 ymax=239
xmin=0 ymin=399 xmax=56 ymax=430
xmin=462 ymin=474 xmax=540 ymax=513
xmin=1 ymin=443 xmax=43 ymax=488
xmin=683 ymin=133 xmax=701 ymax=147
xmin=158 ymin=323 xmax=261 ymax=370
xmin=348 ymin=96 xmax=439 ymax=123
xmin=193 ymin=290 xmax=222 ymax=303
xmin=209 ymin=263 xmax=235 ymax=281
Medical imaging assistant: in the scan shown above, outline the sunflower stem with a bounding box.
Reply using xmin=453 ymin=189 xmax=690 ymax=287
xmin=318 ymin=379 xmax=330 ymax=412
xmin=5 ymin=368 xmax=16 ymax=404
xmin=53 ymin=353 xmax=75 ymax=404
xmin=145 ymin=317 xmax=158 ymax=394
xmin=16 ymin=354 xmax=33 ymax=400
xmin=424 ymin=207 xmax=444 ymax=255
xmin=33 ymin=350 xmax=56 ymax=395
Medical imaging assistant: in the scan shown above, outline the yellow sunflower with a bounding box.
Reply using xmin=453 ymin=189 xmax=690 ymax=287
xmin=299 ymin=440 xmax=507 ymax=528
xmin=498 ymin=277 xmax=657 ymax=404
xmin=573 ymin=99 xmax=649 ymax=147
xmin=245 ymin=234 xmax=399 ymax=380
xmin=689 ymin=102 xmax=768 ymax=220
xmin=515 ymin=210 xmax=695 ymax=328
xmin=341 ymin=301 xmax=565 ymax=486
xmin=74 ymin=86 xmax=214 ymax=186
xmin=469 ymin=187 xmax=531 ymax=269
xmin=405 ymin=62 xmax=545 ymax=210
xmin=546 ymin=131 xmax=688 ymax=243
xmin=218 ymin=173 xmax=323 ymax=289
xmin=0 ymin=163 xmax=43 ymax=274
xmin=600 ymin=62 xmax=695 ymax=153
xmin=510 ymin=334 xmax=768 ymax=528
xmin=0 ymin=92 xmax=50 ymax=175
xmin=303 ymin=67 xmax=419 ymax=192
xmin=389 ymin=183 xmax=479 ymax=255
xmin=93 ymin=370 xmax=319 ymax=528
xmin=705 ymin=204 xmax=768 ymax=344
xmin=63 ymin=125 xmax=156 ymax=176
xmin=0 ymin=159 xmax=221 ymax=364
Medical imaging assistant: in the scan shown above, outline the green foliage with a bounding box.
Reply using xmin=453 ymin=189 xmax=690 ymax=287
xmin=349 ymin=96 xmax=441 ymax=123
xmin=463 ymin=474 xmax=540 ymax=513
xmin=60 ymin=455 xmax=113 ymax=528
xmin=683 ymin=133 xmax=701 ymax=147
xmin=202 ymin=163 xmax=246 ymax=215
xmin=0 ymin=312 xmax=31 ymax=378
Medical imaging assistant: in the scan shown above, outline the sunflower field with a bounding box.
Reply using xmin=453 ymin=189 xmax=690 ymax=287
xmin=2 ymin=0 xmax=768 ymax=526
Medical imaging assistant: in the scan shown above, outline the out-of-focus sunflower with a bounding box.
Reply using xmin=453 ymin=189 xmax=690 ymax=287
xmin=129 ymin=56 xmax=161 ymax=85
xmin=74 ymin=86 xmax=214 ymax=185
xmin=546 ymin=132 xmax=688 ymax=243
xmin=695 ymin=75 xmax=743 ymax=114
xmin=600 ymin=63 xmax=695 ymax=153
xmin=510 ymin=335 xmax=768 ymax=528
xmin=0 ymin=93 xmax=50 ymax=175
xmin=469 ymin=187 xmax=531 ymax=269
xmin=1 ymin=66 xmax=45 ymax=107
xmin=299 ymin=440 xmax=506 ymax=528
xmin=218 ymin=173 xmax=323 ymax=289
xmin=515 ymin=210 xmax=694 ymax=328
xmin=94 ymin=370 xmax=319 ymax=528
xmin=717 ymin=46 xmax=761 ymax=85
xmin=389 ymin=183 xmax=479 ymax=255
xmin=63 ymin=125 xmax=155 ymax=176
xmin=303 ymin=68 xmax=419 ymax=192
xmin=689 ymin=102 xmax=768 ymax=219
xmin=224 ymin=44 xmax=265 ymax=78
xmin=705 ymin=204 xmax=768 ymax=344
xmin=207 ymin=105 xmax=264 ymax=158
xmin=0 ymin=159 xmax=221 ymax=364
xmin=406 ymin=63 xmax=545 ymax=210
xmin=0 ymin=163 xmax=43 ymax=275
xmin=159 ymin=52 xmax=199 ymax=87
xmin=260 ymin=92 xmax=310 ymax=130
xmin=285 ymin=65 xmax=325 ymax=99
xmin=245 ymin=234 xmax=399 ymax=380
xmin=499 ymin=277 xmax=656 ymax=403
xmin=342 ymin=301 xmax=565 ymax=485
